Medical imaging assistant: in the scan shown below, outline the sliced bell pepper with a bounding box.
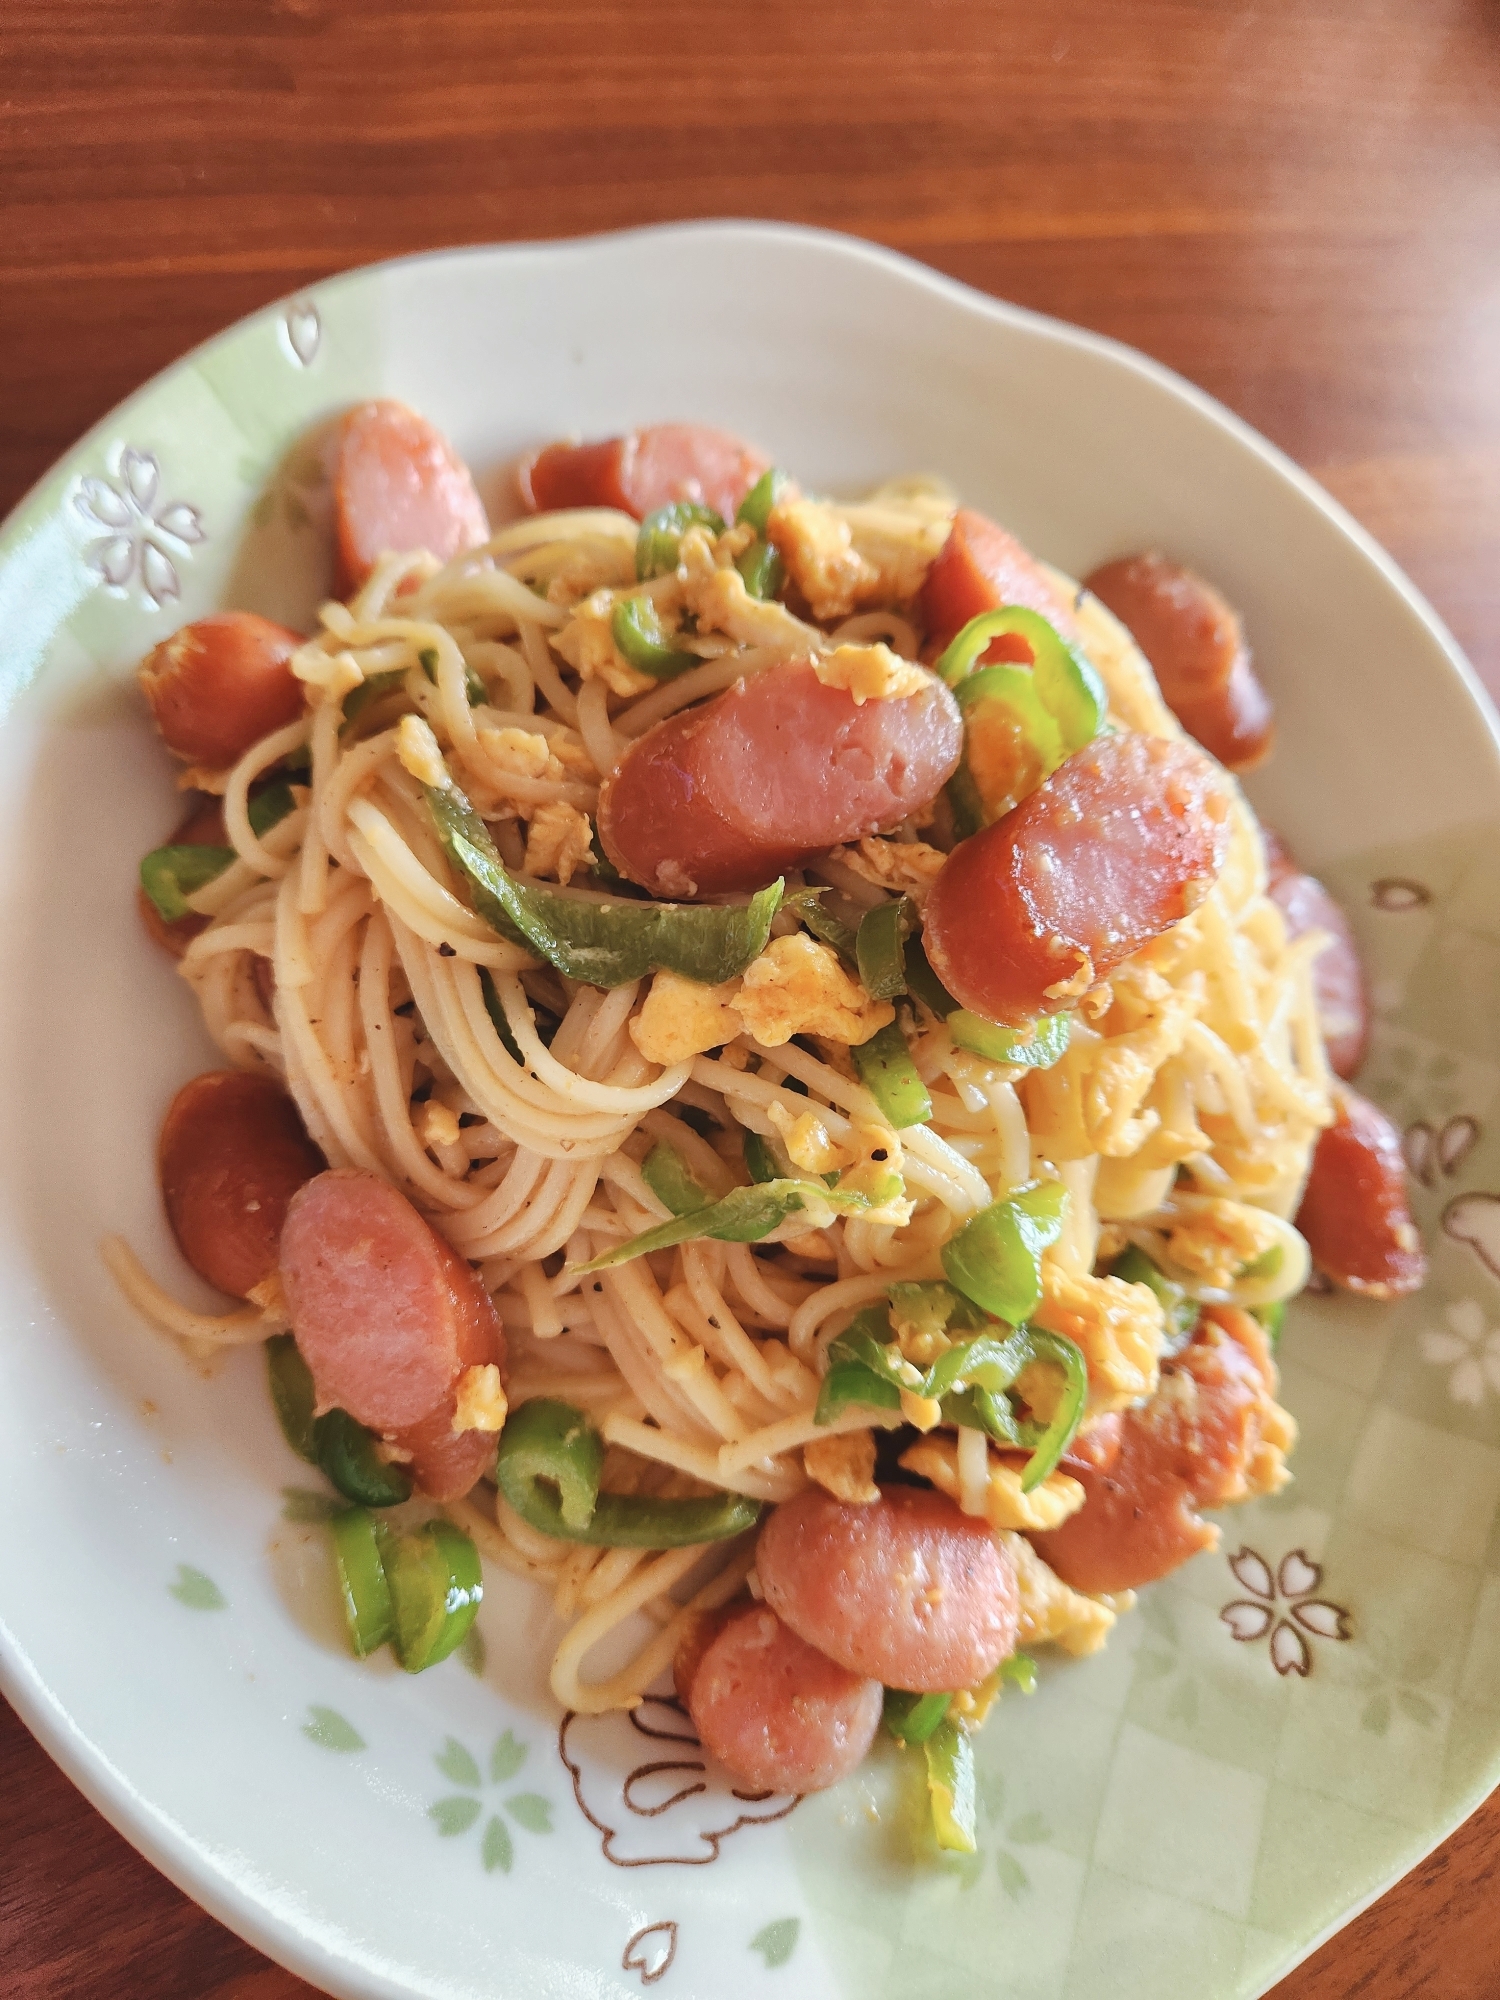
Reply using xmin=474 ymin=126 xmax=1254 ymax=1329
xmin=1110 ymin=1242 xmax=1199 ymax=1353
xmin=496 ymin=1398 xmax=761 ymax=1547
xmin=904 ymin=938 xmax=958 ymax=1020
xmin=331 ymin=1507 xmax=395 ymax=1659
xmin=855 ymin=897 xmax=910 ymax=1001
xmin=636 ymin=501 xmax=725 ymax=580
xmin=735 ymin=468 xmax=792 ymax=536
xmin=924 ymin=1719 xmax=977 ymax=1853
xmin=427 ymin=777 xmax=782 ymax=987
xmin=139 ymin=843 xmax=237 ymax=923
xmin=266 ymin=1336 xmax=413 ymax=1506
xmin=419 ymin=646 xmax=487 ymax=705
xmin=384 ymin=1517 xmax=484 ymax=1672
xmin=941 ymin=1181 xmax=1069 ymax=1325
xmin=735 ymin=539 xmax=785 ymax=600
xmin=851 ymin=1018 xmax=932 ymax=1130
xmin=948 ymin=1008 xmax=1071 ymax=1070
xmin=611 ymin=596 xmax=698 ymax=680
xmin=641 ymin=1141 xmax=711 ymax=1217
xmin=883 ymin=1688 xmax=953 ymax=1745
xmin=575 ymin=1174 xmax=898 ymax=1272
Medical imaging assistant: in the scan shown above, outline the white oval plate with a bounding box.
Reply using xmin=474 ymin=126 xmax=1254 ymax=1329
xmin=3 ymin=223 xmax=1500 ymax=2000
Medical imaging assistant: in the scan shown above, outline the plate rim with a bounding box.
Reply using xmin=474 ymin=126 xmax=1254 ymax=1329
xmin=2 ymin=217 xmax=1497 ymax=2000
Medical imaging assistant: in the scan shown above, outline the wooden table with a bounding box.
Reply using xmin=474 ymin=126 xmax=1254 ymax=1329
xmin=4 ymin=3 xmax=1498 ymax=1994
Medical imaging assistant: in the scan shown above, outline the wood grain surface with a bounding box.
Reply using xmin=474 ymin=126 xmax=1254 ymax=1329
xmin=3 ymin=2 xmax=1499 ymax=1995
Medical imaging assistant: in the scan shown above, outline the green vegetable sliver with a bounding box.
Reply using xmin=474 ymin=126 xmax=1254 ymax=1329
xmin=266 ymin=1335 xmax=319 ymax=1463
xmin=635 ymin=501 xmax=725 ymax=580
xmin=247 ymin=779 xmax=297 ymax=838
xmin=1110 ymin=1242 xmax=1199 ymax=1352
xmin=735 ymin=468 xmax=791 ymax=535
xmin=1014 ymin=1328 xmax=1088 ymax=1491
xmin=904 ymin=938 xmax=957 ymax=1019
xmin=384 ymin=1518 xmax=483 ymax=1673
xmin=941 ymin=1180 xmax=1069 ymax=1325
xmin=851 ymin=1019 xmax=932 ymax=1129
xmin=611 ymin=596 xmax=698 ymax=680
xmin=855 ymin=898 xmax=909 ymax=1000
xmin=331 ymin=1507 xmax=395 ymax=1658
xmin=641 ymin=1141 xmax=711 ymax=1217
xmin=924 ymin=1720 xmax=978 ymax=1852
xmin=496 ymin=1398 xmax=760 ymax=1547
xmin=948 ymin=1008 xmax=1071 ymax=1070
xmin=315 ymin=1407 xmax=415 ymax=1507
xmin=427 ymin=776 xmax=782 ymax=987
xmin=574 ymin=1178 xmax=884 ymax=1272
xmin=735 ymin=539 xmax=785 ymax=599
xmin=883 ymin=1687 xmax=952 ymax=1745
xmin=139 ymin=843 xmax=236 ymax=922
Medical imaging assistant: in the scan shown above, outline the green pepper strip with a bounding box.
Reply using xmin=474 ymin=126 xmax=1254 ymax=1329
xmin=783 ymin=886 xmax=859 ymax=966
xmin=1254 ymin=1300 xmax=1287 ymax=1343
xmin=1012 ymin=1328 xmax=1088 ymax=1490
xmin=496 ymin=1399 xmax=761 ymax=1547
xmin=1110 ymin=1243 xmax=1199 ymax=1354
xmin=742 ymin=1128 xmax=784 ymax=1185
xmin=342 ymin=666 xmax=409 ymax=727
xmin=947 ymin=661 xmax=1066 ymax=835
xmin=855 ymin=897 xmax=910 ymax=1000
xmin=736 ymin=468 xmax=792 ymax=535
xmin=247 ymin=779 xmax=297 ymax=838
xmin=575 ymin=1176 xmax=893 ymax=1273
xmin=735 ymin=539 xmax=785 ymax=600
xmin=851 ymin=1019 xmax=932 ymax=1130
xmin=904 ymin=938 xmax=958 ymax=1020
xmin=636 ymin=501 xmax=726 ymax=580
xmin=883 ymin=1688 xmax=952 ymax=1745
xmin=941 ymin=1180 xmax=1069 ymax=1326
xmin=641 ymin=1141 xmax=712 ymax=1217
xmin=935 ymin=607 xmax=1108 ymax=752
xmin=419 ymin=646 xmax=486 ymax=705
xmin=924 ymin=1719 xmax=978 ymax=1853
xmin=265 ymin=1336 xmax=413 ymax=1506
xmin=384 ymin=1517 xmax=483 ymax=1672
xmin=331 ymin=1507 xmax=395 ymax=1658
xmin=949 ymin=1008 xmax=1071 ymax=1071
xmin=139 ymin=843 xmax=237 ymax=923
xmin=427 ymin=777 xmax=782 ymax=987
xmin=611 ymin=596 xmax=699 ymax=681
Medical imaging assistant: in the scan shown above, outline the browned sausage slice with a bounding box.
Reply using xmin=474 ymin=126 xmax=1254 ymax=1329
xmin=159 ymin=1070 xmax=324 ymax=1298
xmin=279 ymin=1169 xmax=504 ymax=1432
xmin=597 ymin=662 xmax=962 ymax=897
xmin=923 ymin=732 xmax=1234 ymax=1025
xmin=756 ymin=1483 xmax=1019 ymax=1693
xmin=682 ymin=1601 xmax=882 ymax=1794
xmin=920 ymin=508 xmax=1079 ymax=658
xmin=333 ymin=400 xmax=490 ymax=594
xmin=139 ymin=613 xmax=305 ymax=769
xmin=1262 ymin=828 xmax=1370 ymax=1079
xmin=523 ymin=424 xmax=768 ymax=524
xmin=1083 ymin=553 xmax=1275 ymax=771
xmin=1296 ymin=1085 xmax=1426 ymax=1298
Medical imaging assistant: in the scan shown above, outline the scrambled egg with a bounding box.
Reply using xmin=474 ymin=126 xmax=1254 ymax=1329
xmin=1032 ymin=1262 xmax=1165 ymax=1412
xmin=675 ymin=525 xmax=818 ymax=651
xmin=1084 ymin=964 xmax=1205 ymax=1157
xmin=523 ymin=801 xmax=594 ymax=886
xmin=452 ymin=1364 xmax=508 ymax=1435
xmin=1163 ymin=1197 xmax=1287 ymax=1293
xmin=629 ymin=970 xmax=742 ymax=1066
xmin=396 ymin=713 xmax=448 ymax=788
xmin=804 ymin=1428 xmax=879 ymax=1504
xmin=997 ymin=1529 xmax=1116 ymax=1657
xmin=826 ymin=834 xmax=948 ymax=902
xmin=812 ymin=642 xmax=930 ymax=705
xmin=735 ymin=934 xmax=893 ymax=1046
xmin=900 ymin=1435 xmax=1085 ymax=1532
xmin=767 ymin=496 xmax=879 ymax=621
xmin=415 ymin=1097 xmax=462 ymax=1149
xmin=552 ymin=593 xmax=657 ymax=696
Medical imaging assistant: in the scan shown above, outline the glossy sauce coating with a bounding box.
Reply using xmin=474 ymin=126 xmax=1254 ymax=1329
xmin=1262 ymin=828 xmax=1370 ymax=1079
xmin=1296 ymin=1084 xmax=1426 ymax=1298
xmin=756 ymin=1483 xmax=1019 ymax=1693
xmin=138 ymin=794 xmax=226 ymax=956
xmin=1083 ymin=552 xmax=1275 ymax=771
xmin=333 ymin=399 xmax=490 ymax=594
xmin=138 ymin=612 xmax=304 ymax=769
xmin=920 ymin=508 xmax=1079 ymax=659
xmin=523 ymin=423 xmax=768 ymax=524
xmin=597 ymin=662 xmax=962 ymax=897
xmin=1031 ymin=1309 xmax=1279 ymax=1594
xmin=681 ymin=1602 xmax=883 ymax=1795
xmin=158 ymin=1070 xmax=324 ymax=1298
xmin=923 ymin=731 xmax=1233 ymax=1025
xmin=280 ymin=1169 xmax=505 ymax=1434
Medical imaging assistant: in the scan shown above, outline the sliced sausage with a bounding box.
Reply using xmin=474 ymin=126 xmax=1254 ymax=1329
xmin=280 ymin=1169 xmax=505 ymax=1433
xmin=923 ymin=731 xmax=1234 ymax=1025
xmin=1030 ymin=1308 xmax=1282 ymax=1594
xmin=159 ymin=1070 xmax=325 ymax=1298
xmin=139 ymin=795 xmax=227 ymax=957
xmin=682 ymin=1601 xmax=882 ymax=1794
xmin=523 ymin=423 xmax=768 ymax=524
xmin=756 ymin=1483 xmax=1018 ymax=1693
xmin=1262 ymin=828 xmax=1369 ymax=1079
xmin=920 ymin=507 xmax=1079 ymax=659
xmin=1082 ymin=553 xmax=1275 ymax=771
xmin=334 ymin=399 xmax=490 ymax=595
xmin=386 ymin=1228 xmax=507 ymax=1500
xmin=1061 ymin=1410 xmax=1123 ymax=1476
xmin=1296 ymin=1084 xmax=1426 ymax=1298
xmin=138 ymin=613 xmax=304 ymax=769
xmin=597 ymin=662 xmax=963 ymax=897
